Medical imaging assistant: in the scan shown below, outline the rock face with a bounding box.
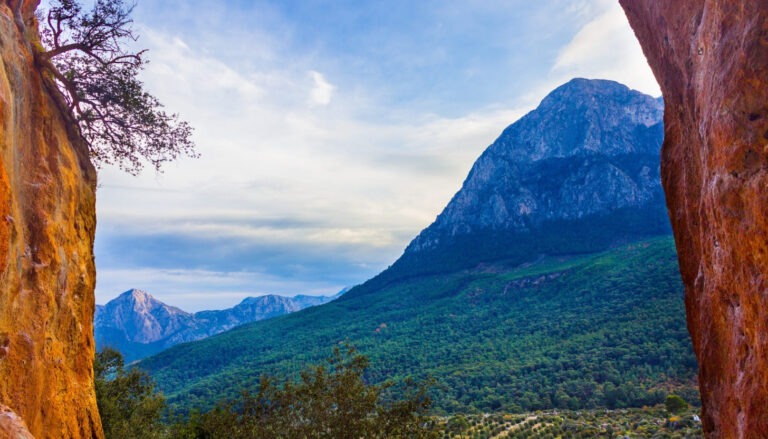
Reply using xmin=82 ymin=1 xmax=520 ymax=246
xmin=619 ymin=1 xmax=768 ymax=437
xmin=393 ymin=79 xmax=669 ymax=279
xmin=95 ymin=289 xmax=342 ymax=361
xmin=0 ymin=1 xmax=102 ymax=438
xmin=0 ymin=404 xmax=34 ymax=439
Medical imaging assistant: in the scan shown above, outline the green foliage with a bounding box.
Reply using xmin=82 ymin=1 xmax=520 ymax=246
xmin=95 ymin=348 xmax=166 ymax=439
xmin=141 ymin=237 xmax=699 ymax=414
xmin=169 ymin=345 xmax=437 ymax=438
xmin=370 ymin=194 xmax=670 ymax=286
xmin=665 ymin=394 xmax=689 ymax=414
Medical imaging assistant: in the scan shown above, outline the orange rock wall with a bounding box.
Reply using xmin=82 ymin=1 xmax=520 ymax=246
xmin=619 ymin=1 xmax=768 ymax=437
xmin=0 ymin=1 xmax=102 ymax=438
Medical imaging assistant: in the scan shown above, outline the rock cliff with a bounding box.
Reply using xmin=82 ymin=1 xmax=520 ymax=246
xmin=0 ymin=1 xmax=101 ymax=438
xmin=620 ymin=1 xmax=768 ymax=437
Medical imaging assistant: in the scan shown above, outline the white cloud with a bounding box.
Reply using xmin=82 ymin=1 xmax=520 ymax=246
xmin=309 ymin=71 xmax=335 ymax=106
xmin=550 ymin=0 xmax=659 ymax=96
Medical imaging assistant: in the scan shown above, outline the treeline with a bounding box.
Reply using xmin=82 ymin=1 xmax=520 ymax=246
xmin=95 ymin=346 xmax=437 ymax=439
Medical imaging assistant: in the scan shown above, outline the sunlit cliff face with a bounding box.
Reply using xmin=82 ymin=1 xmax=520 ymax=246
xmin=0 ymin=1 xmax=102 ymax=437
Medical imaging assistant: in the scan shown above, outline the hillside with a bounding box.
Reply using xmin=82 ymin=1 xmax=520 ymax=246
xmin=143 ymin=238 xmax=697 ymax=413
xmin=96 ymin=289 xmax=341 ymax=361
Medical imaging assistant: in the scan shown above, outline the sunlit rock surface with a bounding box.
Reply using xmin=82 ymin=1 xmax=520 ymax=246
xmin=620 ymin=1 xmax=768 ymax=436
xmin=0 ymin=404 xmax=34 ymax=439
xmin=0 ymin=1 xmax=102 ymax=437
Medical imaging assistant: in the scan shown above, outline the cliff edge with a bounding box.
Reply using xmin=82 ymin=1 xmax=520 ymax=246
xmin=620 ymin=1 xmax=768 ymax=437
xmin=0 ymin=1 xmax=102 ymax=438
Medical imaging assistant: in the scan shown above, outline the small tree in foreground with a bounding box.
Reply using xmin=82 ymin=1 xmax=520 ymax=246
xmin=35 ymin=0 xmax=197 ymax=174
xmin=172 ymin=344 xmax=438 ymax=439
xmin=94 ymin=348 xmax=166 ymax=439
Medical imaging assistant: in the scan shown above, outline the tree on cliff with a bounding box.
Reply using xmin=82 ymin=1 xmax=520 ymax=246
xmin=34 ymin=0 xmax=197 ymax=175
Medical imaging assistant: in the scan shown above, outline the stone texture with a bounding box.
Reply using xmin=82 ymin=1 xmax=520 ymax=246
xmin=0 ymin=1 xmax=102 ymax=438
xmin=619 ymin=1 xmax=768 ymax=437
xmin=0 ymin=404 xmax=34 ymax=439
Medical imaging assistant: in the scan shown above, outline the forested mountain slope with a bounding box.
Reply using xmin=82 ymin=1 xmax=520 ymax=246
xmin=139 ymin=79 xmax=695 ymax=413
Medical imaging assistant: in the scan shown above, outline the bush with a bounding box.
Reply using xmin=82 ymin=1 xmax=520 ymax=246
xmin=664 ymin=394 xmax=688 ymax=414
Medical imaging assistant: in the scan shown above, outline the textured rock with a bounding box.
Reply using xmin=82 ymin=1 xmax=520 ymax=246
xmin=620 ymin=1 xmax=768 ymax=437
xmin=408 ymin=78 xmax=666 ymax=252
xmin=95 ymin=289 xmax=342 ymax=361
xmin=0 ymin=1 xmax=102 ymax=438
xmin=0 ymin=405 xmax=34 ymax=439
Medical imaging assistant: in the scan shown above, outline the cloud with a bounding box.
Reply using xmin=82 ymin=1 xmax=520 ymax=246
xmin=550 ymin=0 xmax=659 ymax=96
xmin=309 ymin=71 xmax=335 ymax=106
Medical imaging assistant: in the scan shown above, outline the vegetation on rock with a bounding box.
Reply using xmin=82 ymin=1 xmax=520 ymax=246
xmin=36 ymin=0 xmax=197 ymax=174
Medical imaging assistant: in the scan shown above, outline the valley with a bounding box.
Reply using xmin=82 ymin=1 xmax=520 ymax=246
xmin=134 ymin=79 xmax=699 ymax=417
xmin=142 ymin=237 xmax=697 ymax=414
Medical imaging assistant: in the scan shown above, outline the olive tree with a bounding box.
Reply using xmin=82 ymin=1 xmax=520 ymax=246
xmin=36 ymin=0 xmax=197 ymax=174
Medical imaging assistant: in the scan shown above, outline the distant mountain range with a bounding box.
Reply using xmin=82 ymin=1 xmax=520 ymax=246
xmin=140 ymin=79 xmax=697 ymax=413
xmin=95 ymin=289 xmax=343 ymax=361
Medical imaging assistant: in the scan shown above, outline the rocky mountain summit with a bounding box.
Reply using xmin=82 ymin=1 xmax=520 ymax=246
xmin=386 ymin=79 xmax=669 ymax=279
xmin=409 ymin=78 xmax=664 ymax=252
xmin=95 ymin=289 xmax=342 ymax=361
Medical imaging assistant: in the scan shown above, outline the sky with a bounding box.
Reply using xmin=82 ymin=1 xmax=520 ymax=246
xmin=88 ymin=0 xmax=660 ymax=311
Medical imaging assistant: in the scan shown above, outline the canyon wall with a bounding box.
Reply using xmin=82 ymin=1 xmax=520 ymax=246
xmin=0 ymin=1 xmax=102 ymax=438
xmin=619 ymin=1 xmax=768 ymax=437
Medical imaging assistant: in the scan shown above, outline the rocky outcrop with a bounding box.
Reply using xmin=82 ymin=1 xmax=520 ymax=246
xmin=95 ymin=289 xmax=342 ymax=361
xmin=620 ymin=1 xmax=768 ymax=437
xmin=0 ymin=1 xmax=102 ymax=438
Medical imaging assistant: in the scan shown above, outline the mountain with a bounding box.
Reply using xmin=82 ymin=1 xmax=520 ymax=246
xmin=140 ymin=79 xmax=697 ymax=414
xmin=377 ymin=78 xmax=667 ymax=283
xmin=95 ymin=289 xmax=342 ymax=361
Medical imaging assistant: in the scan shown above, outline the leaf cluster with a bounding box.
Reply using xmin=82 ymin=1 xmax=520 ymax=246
xmin=36 ymin=0 xmax=197 ymax=174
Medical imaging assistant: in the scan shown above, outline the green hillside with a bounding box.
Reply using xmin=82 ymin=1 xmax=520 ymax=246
xmin=142 ymin=237 xmax=698 ymax=414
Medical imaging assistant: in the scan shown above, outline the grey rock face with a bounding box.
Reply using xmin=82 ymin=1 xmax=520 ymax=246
xmin=407 ymin=78 xmax=664 ymax=253
xmin=95 ymin=289 xmax=341 ymax=361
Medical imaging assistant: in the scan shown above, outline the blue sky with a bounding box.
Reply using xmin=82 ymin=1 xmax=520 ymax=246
xmin=91 ymin=0 xmax=659 ymax=311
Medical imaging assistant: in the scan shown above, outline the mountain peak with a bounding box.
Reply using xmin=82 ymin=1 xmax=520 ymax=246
xmin=492 ymin=78 xmax=663 ymax=163
xmin=393 ymin=78 xmax=668 ymax=272
xmin=96 ymin=290 xmax=341 ymax=361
